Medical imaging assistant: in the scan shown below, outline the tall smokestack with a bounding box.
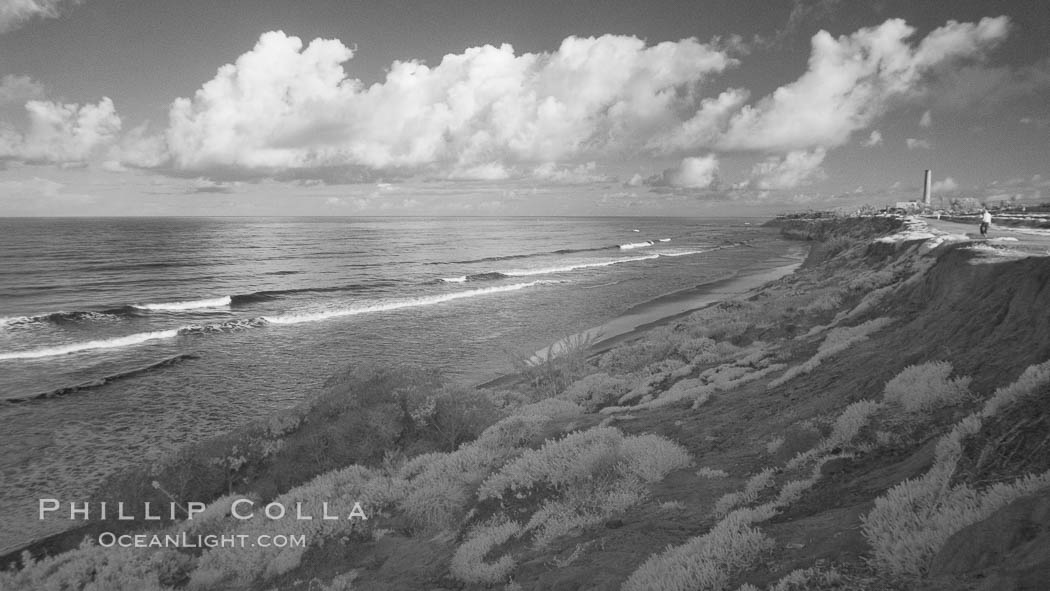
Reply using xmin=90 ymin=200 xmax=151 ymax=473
xmin=923 ymin=169 xmax=932 ymax=205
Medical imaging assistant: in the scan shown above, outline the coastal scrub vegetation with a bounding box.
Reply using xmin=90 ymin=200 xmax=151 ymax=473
xmin=9 ymin=214 xmax=1050 ymax=589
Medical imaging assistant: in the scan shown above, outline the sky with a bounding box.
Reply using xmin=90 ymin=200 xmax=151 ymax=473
xmin=0 ymin=0 xmax=1048 ymax=216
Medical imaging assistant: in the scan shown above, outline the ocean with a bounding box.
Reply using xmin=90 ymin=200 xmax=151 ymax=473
xmin=0 ymin=216 xmax=802 ymax=552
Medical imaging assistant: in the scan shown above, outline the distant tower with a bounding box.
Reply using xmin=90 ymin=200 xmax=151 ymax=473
xmin=922 ymin=169 xmax=932 ymax=206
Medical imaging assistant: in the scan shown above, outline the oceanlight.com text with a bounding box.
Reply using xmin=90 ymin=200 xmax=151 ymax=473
xmin=97 ymin=532 xmax=307 ymax=549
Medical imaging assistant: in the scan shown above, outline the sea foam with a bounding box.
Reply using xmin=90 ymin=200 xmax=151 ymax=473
xmin=265 ymin=280 xmax=550 ymax=325
xmin=132 ymin=296 xmax=233 ymax=311
xmin=0 ymin=329 xmax=182 ymax=361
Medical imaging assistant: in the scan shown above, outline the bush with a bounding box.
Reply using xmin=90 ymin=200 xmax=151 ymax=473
xmin=862 ymin=359 xmax=1050 ymax=579
xmin=769 ymin=317 xmax=893 ymax=388
xmin=883 ymin=361 xmax=972 ymax=414
xmin=560 ymin=372 xmax=631 ymax=412
xmin=511 ymin=332 xmax=598 ymax=397
xmin=862 ymin=466 xmax=1050 ymax=578
xmin=713 ymin=468 xmax=776 ymax=518
xmin=450 ymin=520 xmax=521 ymax=585
xmin=524 ymin=476 xmax=646 ymax=548
xmin=622 ymin=510 xmax=775 ymax=591
xmin=477 ymin=427 xmax=690 ymax=501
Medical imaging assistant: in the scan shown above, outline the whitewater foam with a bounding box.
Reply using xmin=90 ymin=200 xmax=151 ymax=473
xmin=504 ymin=255 xmax=661 ymax=277
xmin=265 ymin=281 xmax=550 ymax=326
xmin=619 ymin=241 xmax=655 ymax=250
xmin=132 ymin=296 xmax=232 ymax=311
xmin=0 ymin=329 xmax=182 ymax=361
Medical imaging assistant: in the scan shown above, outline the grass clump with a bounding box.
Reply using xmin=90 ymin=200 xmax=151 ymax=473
xmin=622 ymin=509 xmax=775 ymax=591
xmin=882 ymin=361 xmax=972 ymax=414
xmin=449 ymin=520 xmax=521 ymax=585
xmin=478 ymin=426 xmax=691 ymax=500
xmin=560 ymin=372 xmax=632 ymax=412
xmin=511 ymin=332 xmax=598 ymax=397
xmin=713 ymin=468 xmax=776 ymax=518
xmin=862 ymin=359 xmax=1050 ymax=579
xmin=769 ymin=317 xmax=893 ymax=388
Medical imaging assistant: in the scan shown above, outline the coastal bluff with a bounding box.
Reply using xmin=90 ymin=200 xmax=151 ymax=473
xmin=5 ymin=214 xmax=1050 ymax=590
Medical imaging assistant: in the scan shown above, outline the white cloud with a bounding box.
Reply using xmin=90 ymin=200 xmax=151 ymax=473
xmin=166 ymin=31 xmax=735 ymax=175
xmin=906 ymin=138 xmax=931 ymax=149
xmin=0 ymin=74 xmax=44 ymax=103
xmin=0 ymin=175 xmax=95 ymax=214
xmin=932 ymin=177 xmax=958 ymax=192
xmin=716 ymin=16 xmax=1009 ymax=151
xmin=748 ymin=148 xmax=827 ymax=190
xmin=0 ymin=0 xmax=80 ymax=33
xmin=446 ymin=162 xmax=511 ymax=181
xmin=0 ymin=97 xmax=122 ymax=163
xmin=0 ymin=16 xmax=1017 ymax=189
xmin=649 ymin=154 xmax=720 ymax=188
xmin=919 ymin=110 xmax=932 ymax=127
xmin=531 ymin=161 xmax=610 ymax=184
xmin=647 ymin=88 xmax=749 ymax=153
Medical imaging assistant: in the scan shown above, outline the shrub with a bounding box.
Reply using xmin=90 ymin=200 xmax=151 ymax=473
xmin=883 ymin=361 xmax=972 ymax=413
xmin=862 ymin=465 xmax=1050 ymax=578
xmin=620 ymin=434 xmax=693 ymax=483
xmin=599 ymin=338 xmax=677 ymax=375
xmin=826 ymin=400 xmax=882 ymax=449
xmin=622 ymin=510 xmax=775 ymax=591
xmin=478 ymin=427 xmax=690 ymax=501
xmin=560 ymin=372 xmax=632 ymax=412
xmin=713 ymin=468 xmax=776 ymax=518
xmin=862 ymin=359 xmax=1050 ymax=579
xmin=801 ymin=290 xmax=843 ymax=314
xmin=511 ymin=332 xmax=598 ymax=397
xmin=0 ymin=540 xmax=195 ymax=591
xmin=188 ymin=465 xmax=383 ymax=588
xmin=769 ymin=317 xmax=893 ymax=388
xmin=450 ymin=520 xmax=521 ymax=584
xmin=525 ymin=476 xmax=647 ymax=548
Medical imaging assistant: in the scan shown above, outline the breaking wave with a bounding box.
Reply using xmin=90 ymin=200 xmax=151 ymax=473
xmin=4 ymin=354 xmax=199 ymax=403
xmin=265 ymin=280 xmax=551 ymax=326
xmin=1 ymin=282 xmax=552 ymax=359
xmin=0 ymin=329 xmax=183 ymax=361
xmin=131 ymin=296 xmax=232 ymax=311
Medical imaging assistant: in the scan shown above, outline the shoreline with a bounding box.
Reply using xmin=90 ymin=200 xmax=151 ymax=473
xmin=474 ymin=245 xmax=806 ymax=390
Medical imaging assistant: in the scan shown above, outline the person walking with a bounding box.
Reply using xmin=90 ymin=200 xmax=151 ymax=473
xmin=979 ymin=209 xmax=992 ymax=237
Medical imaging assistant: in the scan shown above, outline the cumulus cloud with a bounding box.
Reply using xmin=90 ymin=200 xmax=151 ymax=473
xmin=648 ymin=155 xmax=720 ymax=189
xmin=0 ymin=97 xmax=121 ymax=163
xmin=531 ymin=161 xmax=611 ymax=184
xmin=716 ymin=16 xmax=1009 ymax=151
xmin=0 ymin=74 xmax=44 ymax=103
xmin=166 ymin=31 xmax=735 ymax=175
xmin=932 ymin=177 xmax=958 ymax=192
xmin=906 ymin=138 xmax=931 ymax=149
xmin=0 ymin=0 xmax=81 ymax=33
xmin=926 ymin=58 xmax=1050 ymax=111
xmin=0 ymin=15 xmax=1018 ymax=191
xmin=747 ymin=148 xmax=827 ymax=190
